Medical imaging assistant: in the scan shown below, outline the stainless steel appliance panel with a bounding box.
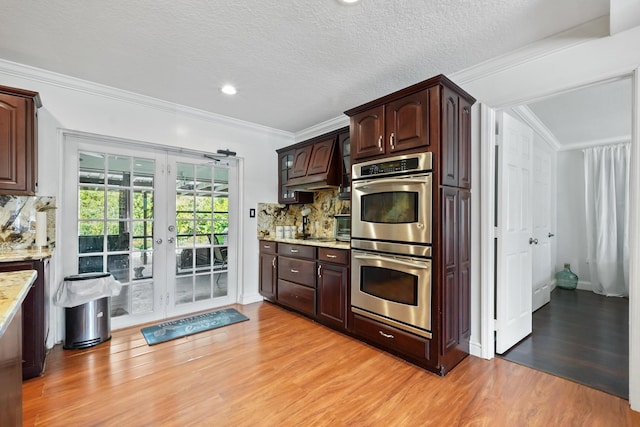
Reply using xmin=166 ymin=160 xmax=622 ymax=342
xmin=351 ymin=173 xmax=432 ymax=244
xmin=351 ymin=249 xmax=432 ymax=338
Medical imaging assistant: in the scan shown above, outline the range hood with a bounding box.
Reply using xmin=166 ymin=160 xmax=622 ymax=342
xmin=285 ymin=137 xmax=342 ymax=191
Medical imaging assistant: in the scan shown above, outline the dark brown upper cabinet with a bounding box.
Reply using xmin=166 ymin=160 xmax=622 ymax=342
xmin=277 ymin=149 xmax=314 ymax=204
xmin=278 ymin=128 xmax=347 ymax=198
xmin=348 ymin=90 xmax=429 ymax=162
xmin=0 ymin=85 xmax=42 ymax=195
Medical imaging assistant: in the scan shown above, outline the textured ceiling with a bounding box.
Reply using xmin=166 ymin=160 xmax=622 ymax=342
xmin=0 ymin=0 xmax=609 ymax=133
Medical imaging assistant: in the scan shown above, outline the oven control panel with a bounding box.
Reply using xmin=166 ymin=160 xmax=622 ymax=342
xmin=353 ymin=152 xmax=432 ymax=179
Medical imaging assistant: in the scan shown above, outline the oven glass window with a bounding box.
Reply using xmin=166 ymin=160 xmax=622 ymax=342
xmin=361 ymin=191 xmax=418 ymax=224
xmin=360 ymin=266 xmax=418 ymax=305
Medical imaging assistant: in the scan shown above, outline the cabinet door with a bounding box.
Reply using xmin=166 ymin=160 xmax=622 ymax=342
xmin=0 ymin=93 xmax=36 ymax=195
xmin=458 ymin=98 xmax=472 ymax=189
xmin=259 ymin=252 xmax=277 ymax=300
xmin=338 ymin=131 xmax=351 ymax=199
xmin=306 ymin=138 xmax=335 ymax=175
xmin=277 ymin=150 xmax=313 ymax=204
xmin=458 ymin=190 xmax=471 ymax=345
xmin=0 ymin=260 xmax=47 ymax=379
xmin=441 ymin=87 xmax=460 ymax=187
xmin=317 ymin=262 xmax=348 ymax=330
xmin=351 ymin=105 xmax=384 ymax=161
xmin=385 ymin=90 xmax=430 ymax=154
xmin=441 ymin=188 xmax=459 ymax=354
xmin=289 ymin=145 xmax=313 ymax=178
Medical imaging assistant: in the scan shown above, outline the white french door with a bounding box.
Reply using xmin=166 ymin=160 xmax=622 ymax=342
xmin=165 ymin=154 xmax=236 ymax=318
xmin=62 ymin=133 xmax=238 ymax=329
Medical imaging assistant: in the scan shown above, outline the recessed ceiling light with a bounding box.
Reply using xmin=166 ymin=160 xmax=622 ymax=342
xmin=340 ymin=0 xmax=360 ymax=4
xmin=221 ymin=85 xmax=237 ymax=95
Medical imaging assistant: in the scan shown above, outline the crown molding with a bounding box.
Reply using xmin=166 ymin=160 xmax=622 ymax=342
xmin=0 ymin=58 xmax=293 ymax=139
xmin=294 ymin=115 xmax=349 ymax=143
xmin=450 ymin=16 xmax=610 ymax=86
xmin=510 ymin=105 xmax=562 ymax=151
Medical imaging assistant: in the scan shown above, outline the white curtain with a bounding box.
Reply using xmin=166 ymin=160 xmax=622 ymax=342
xmin=584 ymin=143 xmax=630 ymax=297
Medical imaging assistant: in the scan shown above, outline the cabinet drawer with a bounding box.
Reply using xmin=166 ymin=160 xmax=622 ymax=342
xmin=277 ymin=279 xmax=315 ymax=316
xmin=278 ymin=257 xmax=316 ymax=287
xmin=353 ymin=314 xmax=430 ymax=361
xmin=278 ymin=243 xmax=315 ymax=259
xmin=259 ymin=240 xmax=277 ymax=254
xmin=318 ymin=247 xmax=349 ymax=265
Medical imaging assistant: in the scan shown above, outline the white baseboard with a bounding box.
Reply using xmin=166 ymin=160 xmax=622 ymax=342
xmin=469 ymin=340 xmax=484 ymax=359
xmin=239 ymin=293 xmax=264 ymax=305
xmin=551 ymin=279 xmax=593 ymax=292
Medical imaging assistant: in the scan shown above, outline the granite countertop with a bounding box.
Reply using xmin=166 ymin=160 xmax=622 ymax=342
xmin=260 ymin=236 xmax=350 ymax=250
xmin=0 ymin=270 xmax=37 ymax=337
xmin=0 ymin=247 xmax=55 ymax=263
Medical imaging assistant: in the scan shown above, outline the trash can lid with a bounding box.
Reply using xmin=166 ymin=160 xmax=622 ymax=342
xmin=64 ymin=272 xmax=112 ymax=281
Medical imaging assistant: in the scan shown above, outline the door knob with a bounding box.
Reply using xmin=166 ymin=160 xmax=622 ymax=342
xmin=167 ymin=237 xmax=175 ymax=244
xmin=548 ymin=233 xmax=555 ymax=238
xmin=529 ymin=237 xmax=538 ymax=245
xmin=155 ymin=238 xmax=163 ymax=244
xmin=168 ymin=225 xmax=175 ymax=232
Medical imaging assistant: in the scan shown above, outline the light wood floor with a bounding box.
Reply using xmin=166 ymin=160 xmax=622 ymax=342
xmin=23 ymin=302 xmax=640 ymax=426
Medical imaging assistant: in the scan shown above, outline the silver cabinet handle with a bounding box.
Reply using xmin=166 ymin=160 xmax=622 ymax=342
xmin=326 ymin=254 xmax=337 ymax=259
xmin=271 ymin=258 xmax=276 ymax=268
xmin=379 ymin=331 xmax=394 ymax=339
xmin=378 ymin=135 xmax=383 ymax=151
xmin=263 ymin=244 xmax=271 ymax=249
xmin=317 ymin=265 xmax=322 ymax=277
xmin=290 ymin=249 xmax=299 ymax=253
xmin=390 ymin=132 xmax=395 ymax=149
xmin=290 ymin=269 xmax=299 ymax=273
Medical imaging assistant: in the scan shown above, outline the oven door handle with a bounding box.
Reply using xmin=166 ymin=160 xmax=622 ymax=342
xmin=354 ymin=254 xmax=429 ymax=269
xmin=353 ymin=176 xmax=430 ymax=189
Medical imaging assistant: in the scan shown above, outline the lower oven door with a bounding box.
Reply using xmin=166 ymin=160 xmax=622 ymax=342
xmin=351 ymin=249 xmax=432 ymax=338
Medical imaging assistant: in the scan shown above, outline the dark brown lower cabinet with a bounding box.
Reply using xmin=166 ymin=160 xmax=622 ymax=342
xmin=316 ymin=247 xmax=349 ymax=330
xmin=0 ymin=307 xmax=22 ymax=425
xmin=258 ymin=241 xmax=277 ymax=301
xmin=0 ymin=259 xmax=49 ymax=380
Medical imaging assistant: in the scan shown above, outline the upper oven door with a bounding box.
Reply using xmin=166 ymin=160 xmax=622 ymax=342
xmin=351 ymin=173 xmax=432 ymax=244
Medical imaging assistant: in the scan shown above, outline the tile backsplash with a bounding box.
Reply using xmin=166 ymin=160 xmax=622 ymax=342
xmin=0 ymin=195 xmax=56 ymax=250
xmin=257 ymin=189 xmax=349 ymax=239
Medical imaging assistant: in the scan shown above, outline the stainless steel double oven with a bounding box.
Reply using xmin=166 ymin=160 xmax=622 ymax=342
xmin=351 ymin=152 xmax=433 ymax=338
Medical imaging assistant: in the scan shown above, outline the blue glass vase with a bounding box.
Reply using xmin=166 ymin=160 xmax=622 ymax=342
xmin=555 ymin=263 xmax=578 ymax=290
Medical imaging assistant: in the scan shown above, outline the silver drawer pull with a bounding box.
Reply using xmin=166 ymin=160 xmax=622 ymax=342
xmin=290 ymin=269 xmax=299 ymax=273
xmin=379 ymin=331 xmax=394 ymax=339
xmin=290 ymin=249 xmax=299 ymax=253
xmin=263 ymin=244 xmax=271 ymax=249
xmin=326 ymin=254 xmax=337 ymax=259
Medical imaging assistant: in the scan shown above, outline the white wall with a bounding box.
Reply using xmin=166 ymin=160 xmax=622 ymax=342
xmin=0 ymin=59 xmax=292 ymax=346
xmin=556 ymin=150 xmax=591 ymax=287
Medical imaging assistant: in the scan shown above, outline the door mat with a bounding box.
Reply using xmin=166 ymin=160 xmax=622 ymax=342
xmin=141 ymin=308 xmax=249 ymax=345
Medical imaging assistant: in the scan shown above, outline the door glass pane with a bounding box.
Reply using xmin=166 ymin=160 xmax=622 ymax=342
xmin=174 ymin=161 xmax=229 ymax=305
xmin=76 ymin=149 xmax=156 ymax=320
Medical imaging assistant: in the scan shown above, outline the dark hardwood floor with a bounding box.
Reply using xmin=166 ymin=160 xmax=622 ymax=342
xmin=501 ymin=287 xmax=629 ymax=399
xmin=22 ymin=301 xmax=639 ymax=426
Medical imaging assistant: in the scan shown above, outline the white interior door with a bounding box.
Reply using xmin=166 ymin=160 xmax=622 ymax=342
xmin=532 ymin=144 xmax=553 ymax=311
xmin=496 ymin=112 xmax=534 ymax=354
